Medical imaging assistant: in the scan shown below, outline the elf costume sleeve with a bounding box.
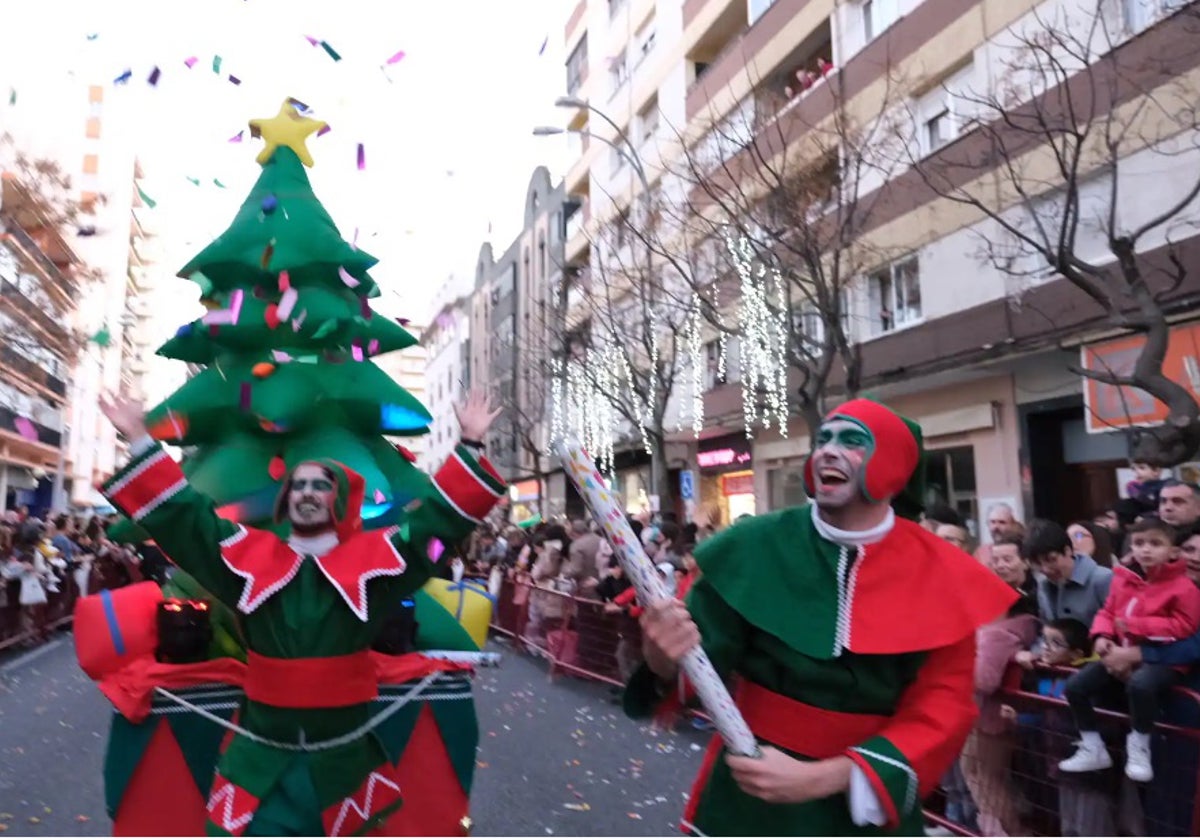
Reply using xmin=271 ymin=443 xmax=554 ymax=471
xmin=387 ymin=442 xmax=506 ymax=573
xmin=843 ymin=633 xmax=978 ymax=830
xmin=102 ymin=439 xmax=243 ymax=608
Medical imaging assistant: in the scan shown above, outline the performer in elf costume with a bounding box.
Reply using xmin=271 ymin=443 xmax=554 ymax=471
xmin=97 ymin=388 xmax=506 ymax=836
xmin=629 ymin=398 xmax=1017 ymax=836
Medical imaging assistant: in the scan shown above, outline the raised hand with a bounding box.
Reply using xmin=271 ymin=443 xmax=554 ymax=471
xmin=454 ymin=387 xmax=502 ymax=442
xmin=99 ymin=392 xmax=148 ymax=440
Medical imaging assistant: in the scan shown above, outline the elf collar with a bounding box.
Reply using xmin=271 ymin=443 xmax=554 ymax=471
xmin=810 ymin=504 xmax=895 ymax=546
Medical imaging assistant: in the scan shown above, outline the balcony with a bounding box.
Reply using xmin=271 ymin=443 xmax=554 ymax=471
xmin=0 ymin=405 xmax=62 ymax=448
xmin=684 ymin=0 xmax=741 ymax=31
xmin=0 ymin=342 xmax=66 ymax=400
xmin=565 ymin=0 xmax=587 ymax=52
xmin=0 ymin=274 xmax=71 ymax=347
xmin=686 ymin=0 xmax=828 ymax=123
xmin=0 ymin=220 xmax=78 ymax=298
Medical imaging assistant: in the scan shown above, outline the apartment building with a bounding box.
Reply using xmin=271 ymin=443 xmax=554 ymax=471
xmin=375 ymin=326 xmax=431 ymax=466
xmin=419 ymin=281 xmax=473 ymax=475
xmin=0 ymin=176 xmax=79 ymax=513
xmin=557 ymin=0 xmax=1200 ymax=536
xmin=470 ymin=167 xmax=574 ymax=519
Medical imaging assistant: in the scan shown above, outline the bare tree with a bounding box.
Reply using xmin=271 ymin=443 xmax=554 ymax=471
xmin=650 ymin=59 xmax=911 ymax=438
xmin=900 ymin=2 xmax=1200 ymax=465
xmin=553 ymin=201 xmax=692 ymax=513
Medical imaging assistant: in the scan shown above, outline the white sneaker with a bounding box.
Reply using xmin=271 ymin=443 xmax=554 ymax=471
xmin=1125 ymin=733 xmax=1154 ymax=782
xmin=1059 ymin=740 xmax=1113 ymax=773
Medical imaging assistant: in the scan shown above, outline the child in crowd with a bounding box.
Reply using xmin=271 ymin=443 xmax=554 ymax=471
xmin=1125 ymin=460 xmax=1166 ymax=511
xmin=1061 ymin=517 xmax=1200 ymax=782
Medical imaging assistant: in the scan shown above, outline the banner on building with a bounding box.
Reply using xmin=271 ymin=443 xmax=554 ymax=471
xmin=1081 ymin=322 xmax=1200 ymax=434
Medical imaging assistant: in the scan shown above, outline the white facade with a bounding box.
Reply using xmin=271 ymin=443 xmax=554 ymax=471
xmin=418 ymin=301 xmax=472 ymax=474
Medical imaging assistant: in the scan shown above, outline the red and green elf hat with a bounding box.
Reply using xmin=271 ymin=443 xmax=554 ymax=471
xmin=272 ymin=458 xmax=366 ymax=542
xmin=803 ymin=398 xmax=927 ymax=521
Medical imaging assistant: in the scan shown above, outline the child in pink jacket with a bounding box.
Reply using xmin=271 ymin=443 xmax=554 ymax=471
xmin=1060 ymin=517 xmax=1200 ymax=783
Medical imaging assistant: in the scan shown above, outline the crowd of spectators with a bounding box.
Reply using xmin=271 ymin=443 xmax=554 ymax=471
xmin=0 ymin=507 xmax=166 ymax=650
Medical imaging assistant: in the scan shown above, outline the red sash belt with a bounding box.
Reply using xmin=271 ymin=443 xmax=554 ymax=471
xmin=736 ymin=680 xmax=887 ymax=758
xmin=244 ymin=650 xmax=378 ymax=708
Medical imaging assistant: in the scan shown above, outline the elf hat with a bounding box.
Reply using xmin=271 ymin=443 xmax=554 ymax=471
xmin=272 ymin=459 xmax=366 ymax=543
xmin=803 ymin=398 xmax=926 ymax=519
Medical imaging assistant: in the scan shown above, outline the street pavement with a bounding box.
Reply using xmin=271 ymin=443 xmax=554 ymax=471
xmin=0 ymin=631 xmax=706 ymax=836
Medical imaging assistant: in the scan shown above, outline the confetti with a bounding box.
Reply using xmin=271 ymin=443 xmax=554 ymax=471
xmin=564 ymin=803 xmax=590 ymax=812
xmin=277 ymin=288 xmax=298 ymax=321
xmin=135 ymin=184 xmax=156 ymax=209
xmin=184 ymin=56 xmax=198 ymax=68
xmin=627 ymin=813 xmax=642 ymax=820
xmin=13 ymin=417 xmax=37 ymax=441
xmin=373 ymin=488 xmax=386 ymax=504
xmin=212 ymin=55 xmax=222 ymax=73
xmin=359 ymin=297 xmax=371 ymax=318
xmin=27 ymin=817 xmax=39 ymax=825
xmin=228 ymin=75 xmax=241 ymax=85
xmin=147 ymin=66 xmax=161 ymax=86
xmin=539 ymin=36 xmax=549 ymax=56
xmin=113 ymin=68 xmax=132 ymax=85
xmin=271 ymin=350 xmax=292 ymax=363
xmin=213 ymin=178 xmax=226 ymax=188
xmin=338 ymin=266 xmax=360 ymax=288
xmin=385 ymin=50 xmax=406 ymax=65
xmin=317 ymin=123 xmax=331 ymax=136
xmin=277 ymin=269 xmax=290 ymax=291
xmin=320 ymin=40 xmax=342 ymax=61
xmin=288 ymin=96 xmax=310 ymax=112
xmin=239 ymin=382 xmax=251 ymax=411
xmin=368 ymin=339 xmax=379 ymax=355
xmin=303 ymin=35 xmax=320 ymax=47
xmin=229 ymin=130 xmax=244 ymax=143
xmin=7 ymin=88 xmax=14 ymax=106
xmin=186 ymin=176 xmax=201 ymax=186
xmin=351 ymin=227 xmax=359 ymax=250
xmin=86 ymin=33 xmax=99 ymax=40
xmin=75 ymin=816 xmax=90 ymax=823
xmin=356 ymin=143 xmax=365 ymax=170
xmin=261 ymin=241 xmax=275 ymax=269
xmin=475 ymin=760 xmax=488 ymax=768
xmin=351 ymin=342 xmax=364 ymax=362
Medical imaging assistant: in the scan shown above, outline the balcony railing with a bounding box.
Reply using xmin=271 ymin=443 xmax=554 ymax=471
xmin=0 ymin=343 xmax=67 ymax=399
xmin=0 ymin=404 xmax=62 ymax=448
xmin=1 ymin=218 xmax=77 ymax=296
xmin=0 ymin=275 xmax=70 ymax=345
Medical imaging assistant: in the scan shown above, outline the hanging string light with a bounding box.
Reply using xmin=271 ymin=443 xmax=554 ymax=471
xmin=725 ymin=233 xmax=790 ymax=437
xmin=684 ymin=293 xmax=705 ymax=438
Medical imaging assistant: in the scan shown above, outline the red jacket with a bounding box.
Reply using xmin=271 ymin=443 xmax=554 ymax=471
xmin=1091 ymin=560 xmax=1200 ymax=645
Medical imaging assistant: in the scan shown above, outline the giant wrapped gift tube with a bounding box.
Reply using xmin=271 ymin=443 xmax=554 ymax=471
xmin=554 ymin=438 xmax=758 ymax=756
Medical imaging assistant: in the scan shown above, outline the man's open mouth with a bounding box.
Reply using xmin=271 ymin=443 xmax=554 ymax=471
xmin=818 ymin=468 xmax=849 ymax=487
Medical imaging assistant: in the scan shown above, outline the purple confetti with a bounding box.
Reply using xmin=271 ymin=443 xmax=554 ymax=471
xmin=317 ymin=123 xmax=331 ymax=136
xmin=229 ymin=130 xmax=244 ymax=143
xmin=147 ymin=66 xmax=161 ymax=86
xmin=277 ymin=288 xmax=299 ymax=321
xmin=427 ymin=538 xmax=445 ymax=563
xmin=338 ymin=266 xmax=360 ymax=289
xmin=184 ymin=56 xmax=198 ymax=68
xmin=351 ymin=227 xmax=359 ymax=251
xmin=228 ymin=75 xmax=241 ymax=86
xmin=374 ymin=488 xmax=386 ymax=504
xmin=303 ymin=35 xmax=320 ymax=46
xmin=356 ymin=143 xmax=365 ymax=170
xmin=368 ymin=339 xmax=379 ymax=355
xmin=239 ymin=382 xmax=251 ymax=411
xmin=359 ymin=297 xmax=371 ymax=318
xmin=386 ymin=50 xmax=406 ymax=65
xmin=351 ymin=342 xmax=364 ymax=362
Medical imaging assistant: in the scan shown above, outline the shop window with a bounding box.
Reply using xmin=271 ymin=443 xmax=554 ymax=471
xmin=925 ymin=446 xmax=978 ymax=536
xmin=767 ymin=465 xmax=808 ymax=511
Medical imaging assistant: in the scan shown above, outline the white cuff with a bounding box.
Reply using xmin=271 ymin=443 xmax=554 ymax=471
xmin=130 ymin=435 xmax=157 ymax=457
xmin=848 ymin=764 xmax=887 ymax=827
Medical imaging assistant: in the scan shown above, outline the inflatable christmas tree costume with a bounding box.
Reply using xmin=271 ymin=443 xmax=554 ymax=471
xmin=76 ymin=101 xmax=504 ymax=836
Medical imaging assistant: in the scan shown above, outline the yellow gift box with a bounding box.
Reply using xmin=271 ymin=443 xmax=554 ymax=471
xmin=421 ymin=578 xmax=494 ymax=650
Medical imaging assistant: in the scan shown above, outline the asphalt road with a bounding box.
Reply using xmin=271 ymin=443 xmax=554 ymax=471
xmin=0 ymin=632 xmax=706 ymax=836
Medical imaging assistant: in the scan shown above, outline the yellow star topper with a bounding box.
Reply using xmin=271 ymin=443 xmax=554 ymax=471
xmin=248 ymin=100 xmax=328 ymax=168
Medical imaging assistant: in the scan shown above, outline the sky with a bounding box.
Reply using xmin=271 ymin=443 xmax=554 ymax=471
xmin=0 ymin=0 xmax=574 ymax=323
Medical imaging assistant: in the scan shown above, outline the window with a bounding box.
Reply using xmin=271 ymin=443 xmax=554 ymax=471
xmin=795 ymin=289 xmax=852 ymax=353
xmin=610 ymin=144 xmax=627 ymax=176
xmin=566 ymin=37 xmax=589 ymax=95
xmin=609 ymin=50 xmax=628 ymax=93
xmin=749 ymin=0 xmax=777 ymax=25
xmin=1124 ymin=0 xmax=1190 ymax=32
xmin=861 ymin=0 xmax=899 ymax=43
xmin=925 ymin=446 xmax=978 ymax=535
xmin=767 ymin=465 xmax=807 ymax=510
xmin=703 ymin=338 xmax=741 ymax=389
xmin=915 ymin=62 xmax=975 ymax=154
xmin=868 ymin=257 xmax=921 ymax=334
xmin=638 ymin=96 xmax=659 ymax=143
xmin=635 ymin=22 xmax=656 ymax=65
xmin=538 ymin=236 xmax=546 ymax=279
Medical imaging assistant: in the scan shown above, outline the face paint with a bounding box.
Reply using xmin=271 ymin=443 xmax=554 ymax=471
xmin=287 ymin=463 xmax=336 ymax=534
xmin=810 ymin=418 xmax=872 ymax=510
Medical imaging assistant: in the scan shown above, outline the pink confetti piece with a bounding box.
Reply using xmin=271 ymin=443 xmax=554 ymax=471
xmin=356 ymin=143 xmax=365 ymax=170
xmin=276 ymin=288 xmax=299 ymax=321
xmin=291 ymin=309 xmax=308 ymax=332
xmin=427 ymin=538 xmax=445 ymax=563
xmin=228 ymin=130 xmax=243 ymax=143
xmin=304 ymin=35 xmax=320 ymax=46
xmin=373 ymin=488 xmax=386 ymax=504
xmin=317 ymin=123 xmax=331 ymax=136
xmin=351 ymin=228 xmax=359 ymax=251
xmin=338 ymin=266 xmax=360 ymax=289
xmin=184 ymin=56 xmax=198 ymax=68
xmin=271 ymin=350 xmax=292 ymax=363
xmin=278 ymin=270 xmax=290 ymax=291
xmin=351 ymin=342 xmax=364 ymax=362
xmin=367 ymin=339 xmax=379 ymax=355
xmin=385 ymin=50 xmax=406 ymax=65
xmin=201 ymin=288 xmax=244 ymax=326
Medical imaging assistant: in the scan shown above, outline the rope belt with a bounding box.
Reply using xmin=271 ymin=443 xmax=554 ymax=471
xmin=154 ymin=671 xmax=447 ymax=753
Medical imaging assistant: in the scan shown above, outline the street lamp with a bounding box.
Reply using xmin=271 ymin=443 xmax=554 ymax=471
xmin=535 ymin=99 xmax=664 ymax=512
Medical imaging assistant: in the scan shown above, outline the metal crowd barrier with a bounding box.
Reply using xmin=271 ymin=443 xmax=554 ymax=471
xmin=927 ymin=664 xmax=1200 ymax=837
xmin=489 ymin=577 xmax=641 ymax=688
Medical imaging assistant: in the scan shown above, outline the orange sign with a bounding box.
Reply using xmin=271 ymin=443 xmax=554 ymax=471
xmin=1081 ymin=323 xmax=1200 ymax=433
